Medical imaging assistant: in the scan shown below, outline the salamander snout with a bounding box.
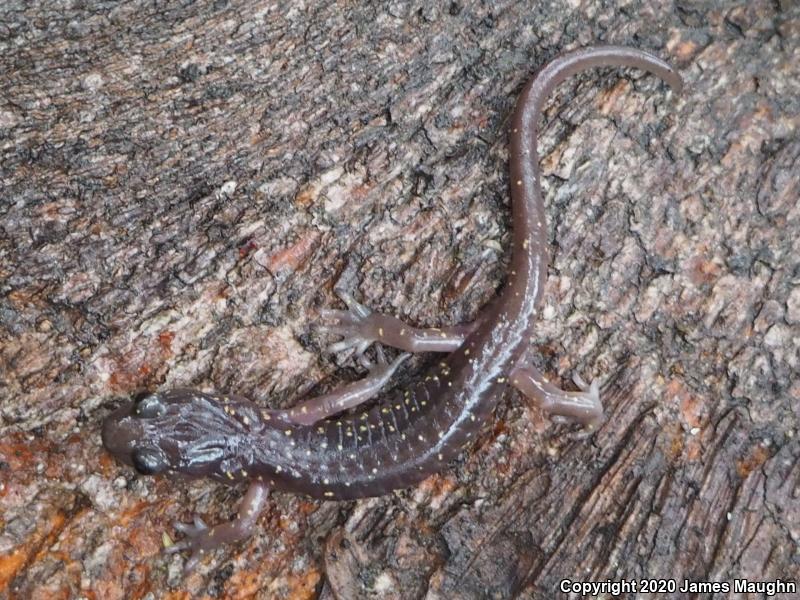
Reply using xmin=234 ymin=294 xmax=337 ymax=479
xmin=102 ymin=389 xmax=258 ymax=480
xmin=101 ymin=391 xmax=171 ymax=474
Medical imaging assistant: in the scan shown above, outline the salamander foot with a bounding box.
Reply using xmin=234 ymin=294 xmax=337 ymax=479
xmin=319 ymin=288 xmax=380 ymax=362
xmin=320 ymin=287 xmax=471 ymax=356
xmin=284 ymin=347 xmax=410 ymax=425
xmin=566 ymin=373 xmax=603 ymax=439
xmin=166 ymin=482 xmax=269 ymax=574
xmin=165 ymin=515 xmax=217 ymax=573
xmin=511 ymin=363 xmax=604 ymax=439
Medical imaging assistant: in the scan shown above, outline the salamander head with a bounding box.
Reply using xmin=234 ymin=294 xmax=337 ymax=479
xmin=102 ymin=389 xmax=263 ymax=480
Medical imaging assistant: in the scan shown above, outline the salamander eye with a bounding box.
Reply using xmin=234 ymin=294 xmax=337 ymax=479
xmin=133 ymin=392 xmax=166 ymax=419
xmin=131 ymin=448 xmax=168 ymax=475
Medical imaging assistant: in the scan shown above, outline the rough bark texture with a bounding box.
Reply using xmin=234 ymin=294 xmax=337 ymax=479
xmin=1 ymin=1 xmax=798 ymax=598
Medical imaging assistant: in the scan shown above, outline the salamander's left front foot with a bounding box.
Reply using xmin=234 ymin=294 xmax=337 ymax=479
xmin=166 ymin=515 xmax=218 ymax=573
xmin=165 ymin=482 xmax=269 ymax=574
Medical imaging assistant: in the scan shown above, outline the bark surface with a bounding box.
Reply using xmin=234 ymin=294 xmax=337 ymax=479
xmin=1 ymin=1 xmax=798 ymax=598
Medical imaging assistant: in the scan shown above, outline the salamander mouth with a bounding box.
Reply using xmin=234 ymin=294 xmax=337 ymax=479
xmin=101 ymin=401 xmax=143 ymax=467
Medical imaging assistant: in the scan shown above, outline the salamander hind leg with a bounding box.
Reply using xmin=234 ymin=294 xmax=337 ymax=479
xmin=319 ymin=288 xmax=376 ymax=361
xmin=167 ymin=482 xmax=270 ymax=573
xmin=319 ymin=287 xmax=475 ymax=356
xmin=511 ymin=363 xmax=603 ymax=439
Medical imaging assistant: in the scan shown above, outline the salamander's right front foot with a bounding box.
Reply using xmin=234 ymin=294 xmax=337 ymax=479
xmin=284 ymin=346 xmax=410 ymax=425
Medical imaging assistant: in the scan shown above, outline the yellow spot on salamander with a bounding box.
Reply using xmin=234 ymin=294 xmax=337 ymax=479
xmin=284 ymin=429 xmax=292 ymax=436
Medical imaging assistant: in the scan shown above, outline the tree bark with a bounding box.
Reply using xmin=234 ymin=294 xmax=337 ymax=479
xmin=1 ymin=1 xmax=798 ymax=598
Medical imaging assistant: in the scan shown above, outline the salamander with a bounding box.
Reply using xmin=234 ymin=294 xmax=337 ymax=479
xmin=102 ymin=45 xmax=682 ymax=572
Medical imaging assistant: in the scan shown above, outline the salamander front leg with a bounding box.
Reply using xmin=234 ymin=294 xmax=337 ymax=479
xmin=283 ymin=347 xmax=410 ymax=425
xmin=167 ymin=481 xmax=270 ymax=573
xmin=320 ymin=287 xmax=476 ymax=356
xmin=511 ymin=363 xmax=603 ymax=438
